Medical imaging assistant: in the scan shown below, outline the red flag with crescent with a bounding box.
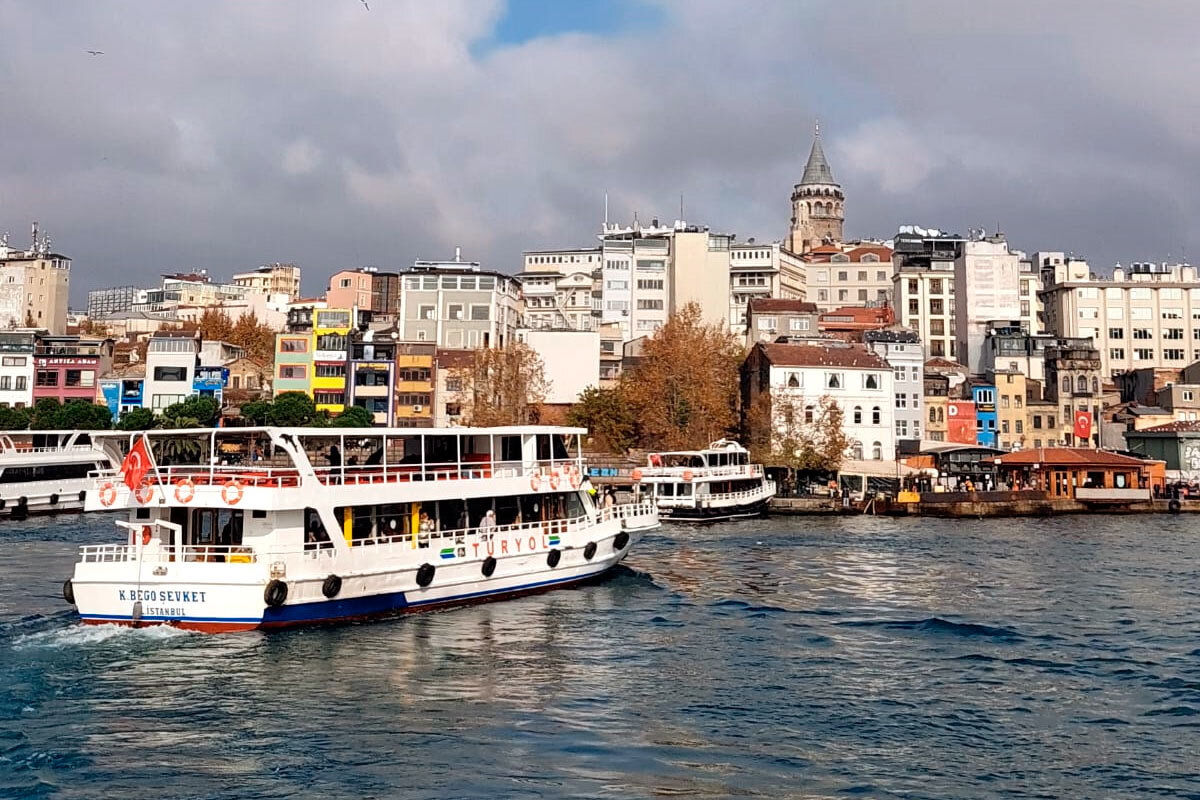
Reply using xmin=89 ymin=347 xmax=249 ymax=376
xmin=121 ymin=437 xmax=152 ymax=490
xmin=1073 ymin=410 xmax=1092 ymax=442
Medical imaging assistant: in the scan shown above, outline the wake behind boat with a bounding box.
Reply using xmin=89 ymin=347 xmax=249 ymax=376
xmin=63 ymin=425 xmax=658 ymax=632
xmin=634 ymin=439 xmax=775 ymax=522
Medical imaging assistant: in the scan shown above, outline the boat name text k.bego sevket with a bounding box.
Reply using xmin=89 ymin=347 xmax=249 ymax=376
xmin=63 ymin=425 xmax=658 ymax=632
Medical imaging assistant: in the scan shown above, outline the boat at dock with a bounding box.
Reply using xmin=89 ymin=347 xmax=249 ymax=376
xmin=634 ymin=439 xmax=776 ymax=521
xmin=0 ymin=431 xmax=115 ymax=519
xmin=63 ymin=425 xmax=659 ymax=632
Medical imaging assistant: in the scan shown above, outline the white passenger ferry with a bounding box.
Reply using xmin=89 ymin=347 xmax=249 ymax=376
xmin=0 ymin=431 xmax=115 ymax=519
xmin=64 ymin=426 xmax=658 ymax=632
xmin=634 ymin=439 xmax=776 ymax=522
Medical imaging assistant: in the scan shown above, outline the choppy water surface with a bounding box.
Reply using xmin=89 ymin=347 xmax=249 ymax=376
xmin=2 ymin=513 xmax=1199 ymax=798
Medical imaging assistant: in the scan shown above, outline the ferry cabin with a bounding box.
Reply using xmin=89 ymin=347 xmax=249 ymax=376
xmin=0 ymin=431 xmax=112 ymax=517
xmin=72 ymin=426 xmax=655 ymax=630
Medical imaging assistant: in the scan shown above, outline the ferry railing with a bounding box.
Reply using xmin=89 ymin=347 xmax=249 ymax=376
xmin=309 ymin=458 xmax=584 ymax=487
xmin=699 ymin=481 xmax=776 ymax=506
xmin=89 ymin=464 xmax=302 ymax=488
xmin=2 ymin=444 xmax=96 ymax=456
xmin=81 ymin=520 xmax=256 ymax=564
xmin=637 ymin=464 xmax=761 ymax=480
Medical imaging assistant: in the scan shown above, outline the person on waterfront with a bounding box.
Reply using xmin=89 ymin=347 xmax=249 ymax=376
xmin=603 ymin=488 xmax=616 ymax=509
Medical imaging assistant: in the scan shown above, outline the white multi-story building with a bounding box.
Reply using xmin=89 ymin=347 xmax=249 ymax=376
xmin=143 ymin=332 xmax=200 ymax=412
xmin=1041 ymin=259 xmax=1200 ymax=378
xmin=742 ymin=341 xmax=896 ymax=461
xmin=231 ymin=262 xmax=302 ymax=301
xmin=397 ymin=254 xmax=522 ymax=349
xmin=802 ymin=242 xmax=894 ymax=312
xmin=521 ymin=220 xmax=805 ymax=341
xmin=893 ymin=227 xmax=1039 ymax=365
xmin=0 ymin=330 xmax=35 ymax=409
xmin=864 ymin=329 xmax=924 ymax=443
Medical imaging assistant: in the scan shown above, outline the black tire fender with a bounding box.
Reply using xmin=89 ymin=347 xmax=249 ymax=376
xmin=1168 ymin=498 xmax=1182 ymax=513
xmin=321 ymin=574 xmax=342 ymax=599
xmin=546 ymin=548 xmax=561 ymax=568
xmin=481 ymin=556 xmax=497 ymax=577
xmin=583 ymin=541 xmax=597 ymax=560
xmin=613 ymin=532 xmax=630 ymax=551
xmin=49 ymin=493 xmax=59 ymax=506
xmin=63 ymin=579 xmax=75 ymax=605
xmin=264 ymin=579 xmax=288 ymax=607
xmin=416 ymin=563 xmax=435 ymax=587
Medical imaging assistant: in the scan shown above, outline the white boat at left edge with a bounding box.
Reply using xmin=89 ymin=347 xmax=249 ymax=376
xmin=0 ymin=431 xmax=115 ymax=518
xmin=63 ymin=425 xmax=659 ymax=632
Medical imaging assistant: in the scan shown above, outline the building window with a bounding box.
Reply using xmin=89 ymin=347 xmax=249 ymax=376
xmin=418 ymin=305 xmax=436 ymax=321
xmin=1110 ymin=347 xmax=1125 ymax=360
xmin=789 ymin=318 xmax=809 ymax=331
xmin=1132 ymin=328 xmax=1153 ymax=340
xmin=36 ymin=371 xmax=58 ymax=387
xmin=804 ymin=405 xmax=814 ymax=424
xmin=896 ymin=394 xmax=907 ymax=409
xmin=15 ymin=377 xmax=25 ymax=391
xmin=854 ymin=406 xmax=862 ymax=424
xmin=1108 ymin=328 xmax=1124 ymax=339
xmin=470 ymin=305 xmax=491 ymax=321
xmin=1134 ymin=348 xmax=1154 ymax=360
xmin=447 ymin=303 xmax=464 ymax=320
xmin=1165 ymin=348 xmax=1185 ymax=360
xmin=865 ymin=374 xmax=879 ymax=389
xmin=280 ymin=338 xmax=307 ymax=353
xmin=278 ymin=365 xmax=307 ymax=380
xmin=872 ymin=441 xmax=884 ymax=459
xmin=1 ymin=356 xmax=25 ymax=366
xmin=1165 ymin=328 xmax=1184 ymax=340
xmin=826 ymin=373 xmax=842 ymax=389
xmin=0 ymin=376 xmax=9 ymax=390
xmin=871 ymin=406 xmax=881 ymax=425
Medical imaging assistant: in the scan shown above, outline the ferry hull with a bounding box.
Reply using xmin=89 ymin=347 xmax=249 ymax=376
xmin=72 ymin=525 xmax=650 ymax=632
xmin=660 ymin=497 xmax=772 ymax=523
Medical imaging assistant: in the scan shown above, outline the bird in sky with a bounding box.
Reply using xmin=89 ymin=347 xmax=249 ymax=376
xmin=360 ymin=0 xmax=369 ymax=10
xmin=86 ymin=50 xmax=104 ymax=56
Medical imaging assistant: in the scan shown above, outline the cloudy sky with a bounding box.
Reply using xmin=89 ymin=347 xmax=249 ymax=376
xmin=3 ymin=0 xmax=1198 ymax=303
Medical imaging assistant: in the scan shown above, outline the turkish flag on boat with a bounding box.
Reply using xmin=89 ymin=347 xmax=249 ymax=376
xmin=1073 ymin=410 xmax=1093 ymax=442
xmin=121 ymin=437 xmax=152 ymax=490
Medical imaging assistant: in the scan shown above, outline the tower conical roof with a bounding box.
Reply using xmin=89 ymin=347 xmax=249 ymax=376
xmin=800 ymin=129 xmax=837 ymax=186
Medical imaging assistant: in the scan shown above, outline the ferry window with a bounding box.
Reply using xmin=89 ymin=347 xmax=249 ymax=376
xmin=424 ymin=435 xmax=458 ymax=466
xmin=494 ymin=496 xmax=520 ymax=526
xmin=677 ymin=483 xmax=692 ymax=496
xmin=304 ymin=508 xmax=331 ymax=549
xmin=552 ymin=435 xmax=570 ymax=461
xmin=499 ymin=436 xmax=522 ymax=462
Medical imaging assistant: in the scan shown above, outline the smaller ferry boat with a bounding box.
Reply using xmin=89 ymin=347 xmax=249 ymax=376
xmin=634 ymin=439 xmax=775 ymax=522
xmin=0 ymin=431 xmax=115 ymax=519
xmin=64 ymin=425 xmax=658 ymax=632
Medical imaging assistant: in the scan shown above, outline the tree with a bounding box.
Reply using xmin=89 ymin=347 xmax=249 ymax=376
xmin=457 ymin=342 xmax=548 ymax=426
xmin=239 ymin=400 xmax=272 ymax=426
xmin=30 ymin=398 xmax=62 ymax=430
xmin=622 ymin=303 xmax=743 ymax=450
xmin=230 ymin=312 xmax=276 ymax=365
xmin=161 ymin=396 xmax=219 ymax=427
xmin=57 ymin=400 xmax=112 ymax=431
xmin=268 ymin=391 xmax=319 ymax=427
xmin=117 ymin=407 xmax=156 ymax=431
xmin=331 ymin=405 xmax=374 ymax=427
xmin=197 ymin=308 xmax=235 ymax=343
xmin=745 ymin=391 xmax=850 ymax=472
xmin=0 ymin=405 xmax=31 ymax=430
xmin=566 ymin=386 xmax=637 ymax=454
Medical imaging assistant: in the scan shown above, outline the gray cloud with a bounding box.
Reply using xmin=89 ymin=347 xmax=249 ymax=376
xmin=1 ymin=0 xmax=1197 ymax=304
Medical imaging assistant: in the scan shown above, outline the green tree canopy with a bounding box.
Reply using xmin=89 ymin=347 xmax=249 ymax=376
xmin=331 ymin=405 xmax=374 ymax=428
xmin=566 ymin=386 xmax=637 ymax=454
xmin=117 ymin=407 xmax=156 ymax=431
xmin=161 ymin=396 xmax=219 ymax=427
xmin=268 ymin=392 xmax=319 ymax=427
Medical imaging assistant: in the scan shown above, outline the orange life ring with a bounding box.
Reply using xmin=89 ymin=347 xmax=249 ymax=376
xmin=134 ymin=481 xmax=155 ymax=504
xmin=549 ymin=471 xmax=560 ymax=490
xmin=141 ymin=526 xmax=153 ymax=546
xmin=221 ymin=479 xmax=244 ymax=506
xmin=682 ymin=470 xmax=694 ymax=482
xmin=99 ymin=482 xmax=118 ymax=507
xmin=631 ymin=468 xmax=642 ymax=482
xmin=174 ymin=478 xmax=196 ymax=504
xmin=530 ymin=473 xmax=542 ymax=491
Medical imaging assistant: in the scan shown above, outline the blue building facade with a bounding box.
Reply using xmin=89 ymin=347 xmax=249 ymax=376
xmin=972 ymin=384 xmax=998 ymax=448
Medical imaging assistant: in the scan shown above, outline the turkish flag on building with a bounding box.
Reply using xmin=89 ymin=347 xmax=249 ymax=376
xmin=120 ymin=437 xmax=153 ymax=490
xmin=1073 ymin=410 xmax=1093 ymax=442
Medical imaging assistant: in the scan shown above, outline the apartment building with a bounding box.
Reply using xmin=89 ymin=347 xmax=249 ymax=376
xmin=864 ymin=329 xmax=923 ymax=442
xmin=326 ymin=267 xmax=401 ymax=314
xmin=133 ymin=271 xmax=248 ymax=313
xmin=1041 ymin=259 xmax=1200 ymax=378
xmin=802 ymin=242 xmax=894 ymax=312
xmin=523 ymin=221 xmax=803 ymax=341
xmin=144 ymin=332 xmax=201 ymax=411
xmin=0 ymin=227 xmax=71 ymax=334
xmin=0 ymin=331 xmax=35 ymax=408
xmin=745 ymin=298 xmax=820 ymax=346
xmin=231 ymin=262 xmax=302 ymax=301
xmin=87 ymin=286 xmax=137 ymax=319
xmin=397 ymin=254 xmax=521 ymax=349
xmin=741 ymin=341 xmax=896 ymax=461
xmin=893 ymin=227 xmax=1039 ymax=363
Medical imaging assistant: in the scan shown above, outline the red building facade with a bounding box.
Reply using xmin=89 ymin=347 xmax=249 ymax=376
xmin=946 ymin=400 xmax=978 ymax=445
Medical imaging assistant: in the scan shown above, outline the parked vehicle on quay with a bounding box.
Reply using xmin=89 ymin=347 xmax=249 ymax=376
xmin=63 ymin=425 xmax=658 ymax=632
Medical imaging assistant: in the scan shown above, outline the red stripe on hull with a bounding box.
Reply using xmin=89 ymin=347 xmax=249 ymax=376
xmin=80 ymin=618 xmax=260 ymax=633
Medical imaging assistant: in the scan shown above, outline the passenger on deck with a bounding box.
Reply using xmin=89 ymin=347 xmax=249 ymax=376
xmin=366 ymin=448 xmax=383 ymax=466
xmin=328 ymin=445 xmax=341 ymax=467
xmin=478 ymin=509 xmax=496 ymax=537
xmin=385 ymin=519 xmax=399 ymax=541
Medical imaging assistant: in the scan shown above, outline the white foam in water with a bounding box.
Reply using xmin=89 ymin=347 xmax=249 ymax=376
xmin=13 ymin=622 xmax=195 ymax=650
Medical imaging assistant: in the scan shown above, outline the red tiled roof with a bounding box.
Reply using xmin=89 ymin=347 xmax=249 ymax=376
xmin=924 ymin=357 xmax=967 ymax=371
xmin=818 ymin=306 xmax=895 ymax=326
xmin=748 ymin=298 xmax=818 ymax=314
xmin=758 ymin=342 xmax=890 ymax=370
xmin=991 ymin=448 xmax=1151 ymax=467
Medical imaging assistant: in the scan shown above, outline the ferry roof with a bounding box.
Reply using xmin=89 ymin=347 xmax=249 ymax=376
xmin=93 ymin=425 xmax=587 ymax=438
